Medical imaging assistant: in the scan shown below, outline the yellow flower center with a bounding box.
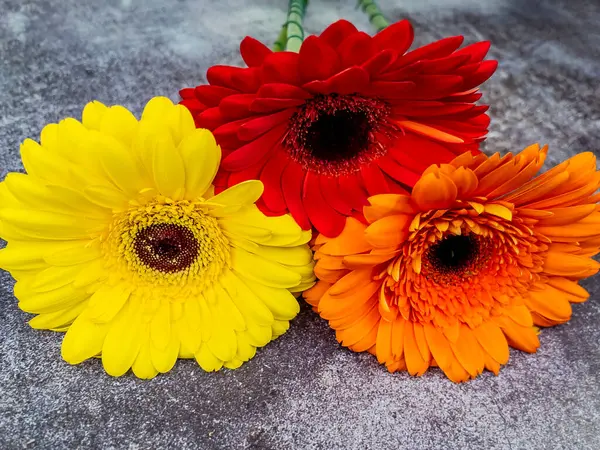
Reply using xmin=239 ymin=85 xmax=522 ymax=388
xmin=102 ymin=198 xmax=230 ymax=292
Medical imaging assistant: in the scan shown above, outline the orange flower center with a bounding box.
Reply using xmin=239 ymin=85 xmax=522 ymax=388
xmin=380 ymin=206 xmax=548 ymax=329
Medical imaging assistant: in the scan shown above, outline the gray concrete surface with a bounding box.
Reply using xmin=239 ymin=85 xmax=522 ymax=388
xmin=1 ymin=0 xmax=600 ymax=448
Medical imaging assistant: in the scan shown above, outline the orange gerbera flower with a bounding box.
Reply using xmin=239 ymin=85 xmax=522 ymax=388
xmin=304 ymin=144 xmax=600 ymax=382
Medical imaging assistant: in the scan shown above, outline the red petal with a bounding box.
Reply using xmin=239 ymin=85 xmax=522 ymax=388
xmin=221 ymin=123 xmax=286 ymax=171
xmin=393 ymin=134 xmax=460 ymax=167
xmin=391 ymin=102 xmax=474 ymax=117
xmin=250 ymin=98 xmax=305 ymax=113
xmin=453 ymin=41 xmax=491 ymax=63
xmin=299 ymin=35 xmax=341 ymax=83
xmin=372 ymin=19 xmax=414 ymax=54
xmin=240 ymin=36 xmax=272 ymax=67
xmin=337 ymin=32 xmax=376 ymax=68
xmin=196 ymin=107 xmax=226 ymax=129
xmin=362 ymin=49 xmax=397 ymax=77
xmin=459 ymin=60 xmax=498 ymax=90
xmin=213 ymin=118 xmax=250 ymax=147
xmin=281 ymin=162 xmax=311 ymax=230
xmin=179 ymin=87 xmax=195 ymax=99
xmin=259 ymin=151 xmax=290 ymax=212
xmin=262 ymin=52 xmax=301 ymax=85
xmin=179 ymin=98 xmax=207 ymax=117
xmin=257 ymin=83 xmax=311 ymax=100
xmin=418 ymin=54 xmax=471 ymax=74
xmin=444 ymin=92 xmax=482 ymax=103
xmin=319 ymin=20 xmax=359 ymax=49
xmin=339 ymin=174 xmax=370 ymax=211
xmin=319 ymin=175 xmax=353 ymax=215
xmin=361 ymin=81 xmax=416 ymax=98
xmin=304 ymin=67 xmax=370 ymax=95
xmin=360 ymin=163 xmax=390 ymax=196
xmin=377 ymin=155 xmax=421 ymax=187
xmin=382 ymin=172 xmax=410 ymax=194
xmin=227 ymin=161 xmax=263 ymax=186
xmin=206 ymin=65 xmax=238 ymax=88
xmin=394 ymin=36 xmax=464 ymax=69
xmin=405 ymin=75 xmax=465 ymax=99
xmin=303 ymin=172 xmax=346 ymax=237
xmin=194 ymin=85 xmax=239 ymax=107
xmin=387 ymin=143 xmax=430 ymax=174
xmin=238 ymin=109 xmax=295 ymax=141
xmin=230 ymin=67 xmax=261 ymax=92
xmin=219 ymin=94 xmax=255 ymax=119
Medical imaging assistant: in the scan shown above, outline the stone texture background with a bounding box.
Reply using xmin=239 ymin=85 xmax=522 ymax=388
xmin=1 ymin=0 xmax=600 ymax=448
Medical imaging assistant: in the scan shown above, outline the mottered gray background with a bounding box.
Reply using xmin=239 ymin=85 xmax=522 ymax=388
xmin=1 ymin=0 xmax=600 ymax=448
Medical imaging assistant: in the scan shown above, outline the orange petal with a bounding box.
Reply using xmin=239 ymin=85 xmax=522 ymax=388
xmin=343 ymin=252 xmax=398 ymax=270
xmin=349 ymin=321 xmax=380 ymax=353
xmin=404 ymin=321 xmax=430 ymax=376
xmin=378 ymin=287 xmax=399 ymax=321
xmin=423 ymin=323 xmax=452 ymax=369
xmin=483 ymin=351 xmax=501 ymax=375
xmin=450 ymin=324 xmax=484 ymax=377
xmin=303 ymin=281 xmax=331 ymax=308
xmin=472 ymin=321 xmax=509 ymax=364
xmin=485 ymin=145 xmax=547 ymax=199
xmin=364 ymin=194 xmax=416 ymax=223
xmin=391 ymin=317 xmax=405 ymax=359
xmin=495 ymin=316 xmax=540 ymax=353
xmin=524 ymin=287 xmax=572 ymax=325
xmin=319 ymin=280 xmax=381 ymax=320
xmin=365 ymin=214 xmax=411 ymax=248
xmin=336 ymin=305 xmax=380 ymax=347
xmin=546 ymin=277 xmax=589 ymax=303
xmin=535 ymin=204 xmax=597 ymax=226
xmin=543 ymin=251 xmax=600 ymax=277
xmin=413 ymin=323 xmax=431 ymax=362
xmin=484 ymin=203 xmax=513 ymax=221
xmin=329 ymin=269 xmax=374 ymax=297
xmin=375 ymin=320 xmax=393 ymax=363
xmin=329 ymin=296 xmax=378 ymax=330
xmin=396 ymin=120 xmax=464 ymax=144
xmin=319 ymin=217 xmax=371 ymax=256
xmin=411 ymin=171 xmax=458 ymax=211
xmin=503 ymin=304 xmax=534 ymax=327
xmin=448 ymin=166 xmax=478 ymax=198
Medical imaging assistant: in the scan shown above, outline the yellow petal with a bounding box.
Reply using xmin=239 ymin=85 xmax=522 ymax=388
xmin=102 ymin=301 xmax=143 ymax=377
xmin=82 ymin=100 xmax=108 ymax=130
xmin=152 ymin=133 xmax=185 ymax=199
xmin=132 ymin=337 xmax=159 ymax=379
xmin=195 ymin=344 xmax=223 ymax=372
xmin=179 ymin=129 xmax=221 ymax=200
xmin=99 ymin=105 xmax=138 ymax=147
xmin=231 ymin=247 xmax=302 ymax=289
xmin=209 ymin=181 xmax=264 ymax=207
xmin=61 ymin=314 xmax=110 ymax=364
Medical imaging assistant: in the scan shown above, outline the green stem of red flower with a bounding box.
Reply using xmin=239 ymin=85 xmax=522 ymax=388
xmin=284 ymin=0 xmax=308 ymax=52
xmin=357 ymin=0 xmax=389 ymax=31
xmin=273 ymin=25 xmax=288 ymax=51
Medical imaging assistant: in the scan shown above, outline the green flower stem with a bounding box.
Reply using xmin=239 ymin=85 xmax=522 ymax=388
xmin=357 ymin=0 xmax=389 ymax=32
xmin=273 ymin=25 xmax=288 ymax=51
xmin=284 ymin=0 xmax=308 ymax=52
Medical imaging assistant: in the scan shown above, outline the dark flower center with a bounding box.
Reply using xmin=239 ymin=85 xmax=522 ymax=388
xmin=284 ymin=94 xmax=391 ymax=175
xmin=305 ymin=110 xmax=371 ymax=162
xmin=428 ymin=234 xmax=478 ymax=273
xmin=134 ymin=223 xmax=199 ymax=273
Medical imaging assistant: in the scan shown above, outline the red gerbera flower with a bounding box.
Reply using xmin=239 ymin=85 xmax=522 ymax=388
xmin=180 ymin=20 xmax=497 ymax=237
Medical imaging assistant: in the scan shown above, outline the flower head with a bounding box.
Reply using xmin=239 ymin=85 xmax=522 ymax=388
xmin=304 ymin=144 xmax=600 ymax=382
xmin=0 ymin=97 xmax=314 ymax=378
xmin=180 ymin=19 xmax=497 ymax=237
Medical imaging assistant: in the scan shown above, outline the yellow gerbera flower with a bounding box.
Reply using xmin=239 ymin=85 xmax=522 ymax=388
xmin=0 ymin=97 xmax=315 ymax=378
